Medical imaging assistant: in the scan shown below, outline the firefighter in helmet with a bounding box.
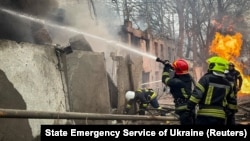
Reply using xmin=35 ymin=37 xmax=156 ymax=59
xmin=226 ymin=62 xmax=243 ymax=94
xmin=186 ymin=56 xmax=237 ymax=125
xmin=160 ymin=58 xmax=195 ymax=125
xmin=225 ymin=62 xmax=243 ymax=125
xmin=124 ymin=88 xmax=164 ymax=116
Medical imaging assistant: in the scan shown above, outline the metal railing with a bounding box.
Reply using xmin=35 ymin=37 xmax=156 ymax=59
xmin=0 ymin=108 xmax=178 ymax=121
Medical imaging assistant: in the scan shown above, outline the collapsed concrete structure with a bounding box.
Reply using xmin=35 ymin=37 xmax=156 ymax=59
xmin=1 ymin=1 xmax=250 ymax=141
xmin=0 ymin=14 xmax=180 ymax=140
xmin=0 ymin=30 xmax=176 ymax=140
xmin=0 ymin=1 xmax=196 ymax=140
xmin=0 ymin=37 xmax=121 ymax=140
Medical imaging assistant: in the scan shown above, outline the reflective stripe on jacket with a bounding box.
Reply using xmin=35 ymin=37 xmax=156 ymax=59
xmin=188 ymin=72 xmax=237 ymax=119
xmin=162 ymin=65 xmax=193 ymax=111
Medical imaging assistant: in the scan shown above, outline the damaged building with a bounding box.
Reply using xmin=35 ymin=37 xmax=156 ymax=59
xmin=0 ymin=0 xmax=178 ymax=140
xmin=0 ymin=1 xmax=250 ymax=141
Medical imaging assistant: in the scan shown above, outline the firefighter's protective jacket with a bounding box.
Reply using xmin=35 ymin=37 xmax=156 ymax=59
xmin=187 ymin=72 xmax=237 ymax=119
xmin=226 ymin=69 xmax=243 ymax=93
xmin=126 ymin=88 xmax=157 ymax=110
xmin=162 ymin=64 xmax=193 ymax=111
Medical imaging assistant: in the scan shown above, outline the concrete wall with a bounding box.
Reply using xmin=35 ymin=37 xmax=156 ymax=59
xmin=0 ymin=39 xmax=67 ymax=140
xmin=65 ymin=51 xmax=111 ymax=124
xmin=0 ymin=39 xmax=113 ymax=140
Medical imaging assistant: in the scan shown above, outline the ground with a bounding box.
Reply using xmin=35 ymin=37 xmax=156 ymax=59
xmin=158 ymin=92 xmax=250 ymax=125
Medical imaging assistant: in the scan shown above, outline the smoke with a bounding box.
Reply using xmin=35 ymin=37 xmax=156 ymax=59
xmin=0 ymin=0 xmax=59 ymax=44
xmin=49 ymin=1 xmax=124 ymax=74
xmin=0 ymin=0 xmax=123 ymax=48
xmin=51 ymin=1 xmax=122 ymax=46
xmin=211 ymin=14 xmax=248 ymax=38
xmin=0 ymin=0 xmax=124 ymax=76
xmin=47 ymin=0 xmax=125 ymax=82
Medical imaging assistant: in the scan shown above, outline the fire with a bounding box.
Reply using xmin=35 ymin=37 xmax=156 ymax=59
xmin=209 ymin=32 xmax=250 ymax=94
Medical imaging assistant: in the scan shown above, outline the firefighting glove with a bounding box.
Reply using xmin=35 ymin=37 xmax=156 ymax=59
xmin=163 ymin=63 xmax=172 ymax=72
xmin=163 ymin=60 xmax=170 ymax=64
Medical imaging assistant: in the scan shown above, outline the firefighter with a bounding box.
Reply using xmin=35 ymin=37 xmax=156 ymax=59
xmin=124 ymin=88 xmax=165 ymax=116
xmin=159 ymin=58 xmax=195 ymax=125
xmin=226 ymin=62 xmax=243 ymax=93
xmin=186 ymin=56 xmax=237 ymax=125
xmin=225 ymin=62 xmax=243 ymax=125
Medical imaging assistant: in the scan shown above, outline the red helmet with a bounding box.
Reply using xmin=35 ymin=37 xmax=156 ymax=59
xmin=172 ymin=59 xmax=189 ymax=75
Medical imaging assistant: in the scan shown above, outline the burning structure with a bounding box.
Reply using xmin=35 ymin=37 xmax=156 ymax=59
xmin=0 ymin=1 xmax=249 ymax=141
xmin=208 ymin=16 xmax=250 ymax=121
xmin=210 ymin=16 xmax=250 ymax=95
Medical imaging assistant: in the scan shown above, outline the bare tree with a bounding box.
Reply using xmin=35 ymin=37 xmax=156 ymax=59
xmin=92 ymin=0 xmax=250 ymax=70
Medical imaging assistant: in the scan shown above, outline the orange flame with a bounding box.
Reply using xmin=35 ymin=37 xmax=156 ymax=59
xmin=209 ymin=32 xmax=250 ymax=94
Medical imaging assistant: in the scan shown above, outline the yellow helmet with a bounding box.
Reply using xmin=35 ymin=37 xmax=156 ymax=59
xmin=207 ymin=56 xmax=229 ymax=73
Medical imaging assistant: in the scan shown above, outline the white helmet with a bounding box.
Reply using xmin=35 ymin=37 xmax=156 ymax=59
xmin=125 ymin=91 xmax=135 ymax=101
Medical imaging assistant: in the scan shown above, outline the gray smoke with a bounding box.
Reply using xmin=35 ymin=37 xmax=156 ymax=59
xmin=0 ymin=0 xmax=59 ymax=44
